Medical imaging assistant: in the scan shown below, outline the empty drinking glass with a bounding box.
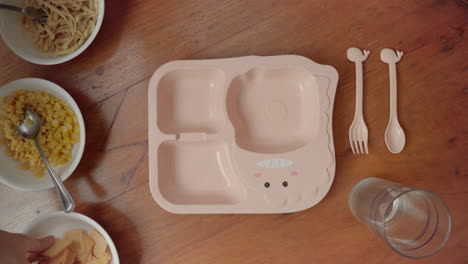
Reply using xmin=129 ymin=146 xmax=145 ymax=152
xmin=349 ymin=177 xmax=452 ymax=258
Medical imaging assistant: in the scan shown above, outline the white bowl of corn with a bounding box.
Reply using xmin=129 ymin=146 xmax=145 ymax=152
xmin=0 ymin=78 xmax=85 ymax=191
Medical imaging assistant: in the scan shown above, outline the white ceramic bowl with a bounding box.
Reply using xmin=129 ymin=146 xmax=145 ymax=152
xmin=0 ymin=0 xmax=105 ymax=65
xmin=0 ymin=78 xmax=85 ymax=191
xmin=23 ymin=212 xmax=119 ymax=264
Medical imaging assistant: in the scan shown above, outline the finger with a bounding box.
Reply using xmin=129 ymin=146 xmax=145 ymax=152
xmin=27 ymin=252 xmax=48 ymax=263
xmin=26 ymin=252 xmax=37 ymax=262
xmin=26 ymin=252 xmax=48 ymax=262
xmin=24 ymin=236 xmax=55 ymax=253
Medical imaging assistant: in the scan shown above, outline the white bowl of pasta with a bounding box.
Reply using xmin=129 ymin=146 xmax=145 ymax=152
xmin=0 ymin=0 xmax=104 ymax=65
xmin=0 ymin=78 xmax=85 ymax=191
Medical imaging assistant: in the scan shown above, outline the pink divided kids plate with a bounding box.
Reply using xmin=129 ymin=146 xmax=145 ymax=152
xmin=148 ymin=55 xmax=338 ymax=214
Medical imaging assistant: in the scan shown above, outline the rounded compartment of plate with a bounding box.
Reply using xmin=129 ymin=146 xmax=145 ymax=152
xmin=227 ymin=67 xmax=320 ymax=153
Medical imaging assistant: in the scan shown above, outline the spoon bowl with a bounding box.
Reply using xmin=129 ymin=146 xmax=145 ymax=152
xmin=14 ymin=105 xmax=41 ymax=139
xmin=385 ymin=118 xmax=406 ymax=154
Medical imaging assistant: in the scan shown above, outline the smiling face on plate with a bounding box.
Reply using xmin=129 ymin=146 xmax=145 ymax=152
xmin=238 ymin=158 xmax=326 ymax=208
xmin=253 ymin=168 xmax=302 ymax=208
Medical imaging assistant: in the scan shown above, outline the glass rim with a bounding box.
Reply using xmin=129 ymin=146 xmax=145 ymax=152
xmin=382 ymin=188 xmax=452 ymax=259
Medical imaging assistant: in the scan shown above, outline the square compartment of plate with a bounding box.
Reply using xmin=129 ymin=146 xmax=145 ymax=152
xmin=157 ymin=69 xmax=226 ymax=134
xmin=157 ymin=139 xmax=246 ymax=205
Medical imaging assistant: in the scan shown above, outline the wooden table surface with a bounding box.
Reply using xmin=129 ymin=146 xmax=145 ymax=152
xmin=1 ymin=0 xmax=467 ymax=263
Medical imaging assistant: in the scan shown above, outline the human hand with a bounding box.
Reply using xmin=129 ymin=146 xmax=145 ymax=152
xmin=0 ymin=230 xmax=55 ymax=264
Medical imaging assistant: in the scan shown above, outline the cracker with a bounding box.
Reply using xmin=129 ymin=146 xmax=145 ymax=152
xmin=46 ymin=248 xmax=69 ymax=264
xmin=63 ymin=229 xmax=85 ymax=256
xmin=77 ymin=234 xmax=94 ymax=263
xmin=89 ymin=228 xmax=107 ymax=257
xmin=43 ymin=239 xmax=72 ymax=258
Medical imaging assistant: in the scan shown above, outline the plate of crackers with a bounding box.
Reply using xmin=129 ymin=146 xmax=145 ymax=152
xmin=23 ymin=211 xmax=119 ymax=264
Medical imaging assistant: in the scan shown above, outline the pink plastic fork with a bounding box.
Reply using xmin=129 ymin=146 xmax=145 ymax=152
xmin=347 ymin=47 xmax=370 ymax=154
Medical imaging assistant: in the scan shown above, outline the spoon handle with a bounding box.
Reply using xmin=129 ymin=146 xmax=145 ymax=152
xmin=389 ymin=62 xmax=398 ymax=118
xmin=34 ymin=138 xmax=75 ymax=213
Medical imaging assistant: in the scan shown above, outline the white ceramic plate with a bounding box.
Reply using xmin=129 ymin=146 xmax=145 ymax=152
xmin=0 ymin=0 xmax=105 ymax=65
xmin=0 ymin=78 xmax=86 ymax=191
xmin=23 ymin=212 xmax=119 ymax=264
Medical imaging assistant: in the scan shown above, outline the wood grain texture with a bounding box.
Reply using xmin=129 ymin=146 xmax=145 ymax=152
xmin=0 ymin=0 xmax=467 ymax=263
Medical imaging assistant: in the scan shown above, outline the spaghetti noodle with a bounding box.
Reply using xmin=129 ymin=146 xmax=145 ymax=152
xmin=23 ymin=0 xmax=98 ymax=56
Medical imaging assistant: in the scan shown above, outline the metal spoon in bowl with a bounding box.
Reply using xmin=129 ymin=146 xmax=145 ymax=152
xmin=15 ymin=106 xmax=75 ymax=213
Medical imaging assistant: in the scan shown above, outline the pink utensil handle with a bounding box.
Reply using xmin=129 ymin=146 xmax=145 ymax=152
xmin=388 ymin=62 xmax=398 ymax=118
xmin=354 ymin=60 xmax=364 ymax=117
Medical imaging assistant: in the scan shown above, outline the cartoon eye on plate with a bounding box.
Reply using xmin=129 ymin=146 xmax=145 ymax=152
xmin=282 ymin=181 xmax=288 ymax=187
xmin=264 ymin=182 xmax=270 ymax=188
